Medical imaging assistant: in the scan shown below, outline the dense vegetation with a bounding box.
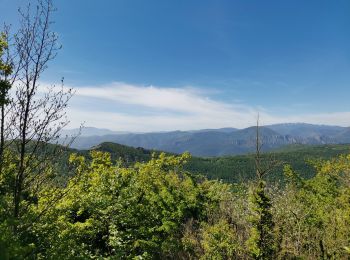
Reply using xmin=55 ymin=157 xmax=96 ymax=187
xmin=90 ymin=142 xmax=350 ymax=183
xmin=1 ymin=148 xmax=350 ymax=259
xmin=186 ymin=144 xmax=350 ymax=182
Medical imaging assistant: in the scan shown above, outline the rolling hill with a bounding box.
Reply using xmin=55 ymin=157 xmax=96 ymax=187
xmin=87 ymin=142 xmax=350 ymax=183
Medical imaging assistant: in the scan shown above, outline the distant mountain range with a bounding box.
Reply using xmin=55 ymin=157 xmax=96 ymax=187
xmin=61 ymin=123 xmax=350 ymax=157
xmin=61 ymin=127 xmax=130 ymax=137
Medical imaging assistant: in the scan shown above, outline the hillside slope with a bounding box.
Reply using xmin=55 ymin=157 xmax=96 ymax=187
xmin=89 ymin=142 xmax=350 ymax=183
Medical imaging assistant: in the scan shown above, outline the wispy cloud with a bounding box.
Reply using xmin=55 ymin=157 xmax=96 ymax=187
xmin=42 ymin=81 xmax=350 ymax=131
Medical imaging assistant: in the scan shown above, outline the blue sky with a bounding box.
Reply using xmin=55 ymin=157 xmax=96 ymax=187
xmin=1 ymin=0 xmax=350 ymax=131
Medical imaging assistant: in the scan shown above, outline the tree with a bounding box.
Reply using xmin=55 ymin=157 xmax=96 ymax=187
xmin=10 ymin=0 xmax=73 ymax=222
xmin=0 ymin=1 xmax=76 ymax=257
xmin=0 ymin=30 xmax=13 ymax=174
xmin=275 ymin=155 xmax=350 ymax=258
xmin=247 ymin=116 xmax=278 ymax=259
xmin=32 ymin=151 xmax=204 ymax=258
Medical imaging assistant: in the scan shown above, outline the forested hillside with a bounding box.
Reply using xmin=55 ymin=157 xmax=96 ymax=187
xmin=89 ymin=142 xmax=350 ymax=183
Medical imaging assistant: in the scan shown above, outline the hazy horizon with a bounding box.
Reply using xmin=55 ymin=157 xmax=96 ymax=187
xmin=63 ymin=122 xmax=349 ymax=134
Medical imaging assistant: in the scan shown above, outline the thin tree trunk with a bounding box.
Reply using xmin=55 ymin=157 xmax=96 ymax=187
xmin=0 ymin=104 xmax=5 ymax=174
xmin=14 ymin=88 xmax=30 ymax=220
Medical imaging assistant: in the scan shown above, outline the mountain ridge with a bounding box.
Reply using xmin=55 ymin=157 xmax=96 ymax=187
xmin=62 ymin=123 xmax=350 ymax=156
